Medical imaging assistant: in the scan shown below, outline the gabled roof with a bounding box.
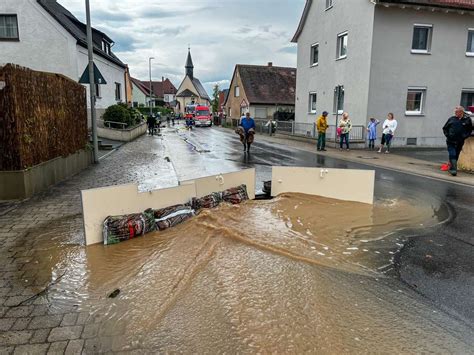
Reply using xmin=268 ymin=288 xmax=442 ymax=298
xmin=131 ymin=77 xmax=152 ymax=96
xmin=291 ymin=0 xmax=313 ymax=43
xmin=142 ymin=79 xmax=177 ymax=98
xmin=292 ymin=0 xmax=473 ymax=42
xmin=231 ymin=65 xmax=297 ymax=106
xmin=37 ymin=0 xmax=126 ymax=68
xmin=176 ymin=88 xmax=199 ymax=98
xmin=191 ymin=78 xmax=210 ymax=101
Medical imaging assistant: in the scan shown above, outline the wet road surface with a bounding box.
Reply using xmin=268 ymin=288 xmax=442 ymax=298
xmin=6 ymin=124 xmax=473 ymax=353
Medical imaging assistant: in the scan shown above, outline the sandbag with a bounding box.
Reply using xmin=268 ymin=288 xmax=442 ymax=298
xmin=154 ymin=204 xmax=195 ymax=231
xmin=247 ymin=128 xmax=255 ymax=144
xmin=221 ymin=184 xmax=249 ymax=204
xmin=103 ymin=209 xmax=156 ymax=245
xmin=191 ymin=192 xmax=223 ymax=210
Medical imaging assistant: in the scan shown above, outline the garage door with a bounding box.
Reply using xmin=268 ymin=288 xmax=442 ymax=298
xmin=255 ymin=108 xmax=267 ymax=119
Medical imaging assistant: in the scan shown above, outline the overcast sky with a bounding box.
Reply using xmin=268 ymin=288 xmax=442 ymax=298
xmin=59 ymin=0 xmax=305 ymax=95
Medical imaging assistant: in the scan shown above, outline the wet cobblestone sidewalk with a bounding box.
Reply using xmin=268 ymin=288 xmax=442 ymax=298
xmin=0 ymin=135 xmax=176 ymax=354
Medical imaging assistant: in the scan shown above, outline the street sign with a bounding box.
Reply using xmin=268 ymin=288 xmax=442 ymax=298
xmin=79 ymin=62 xmax=107 ymax=85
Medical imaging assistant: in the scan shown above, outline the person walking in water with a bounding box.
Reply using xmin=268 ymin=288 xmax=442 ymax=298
xmin=443 ymin=106 xmax=473 ymax=176
xmin=338 ymin=112 xmax=352 ymax=151
xmin=239 ymin=112 xmax=256 ymax=152
xmin=317 ymin=111 xmax=329 ymax=151
xmin=367 ymin=117 xmax=380 ymax=150
xmin=378 ymin=113 xmax=397 ymax=154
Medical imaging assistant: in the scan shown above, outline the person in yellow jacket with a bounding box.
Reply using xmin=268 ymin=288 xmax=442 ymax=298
xmin=316 ymin=111 xmax=329 ymax=151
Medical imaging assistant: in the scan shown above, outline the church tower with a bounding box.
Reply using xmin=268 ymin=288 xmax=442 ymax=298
xmin=185 ymin=47 xmax=194 ymax=80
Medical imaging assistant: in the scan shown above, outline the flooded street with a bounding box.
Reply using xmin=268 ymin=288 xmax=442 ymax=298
xmin=17 ymin=191 xmax=473 ymax=353
xmin=2 ymin=127 xmax=473 ymax=353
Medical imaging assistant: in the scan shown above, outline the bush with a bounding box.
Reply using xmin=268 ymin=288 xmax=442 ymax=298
xmin=103 ymin=104 xmax=132 ymax=127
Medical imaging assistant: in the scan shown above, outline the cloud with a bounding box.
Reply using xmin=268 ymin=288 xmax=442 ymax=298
xmin=59 ymin=0 xmax=306 ymax=97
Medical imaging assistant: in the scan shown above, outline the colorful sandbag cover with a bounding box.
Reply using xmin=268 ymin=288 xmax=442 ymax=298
xmin=221 ymin=184 xmax=249 ymax=204
xmin=154 ymin=204 xmax=195 ymax=231
xmin=103 ymin=209 xmax=156 ymax=245
xmin=191 ymin=192 xmax=223 ymax=210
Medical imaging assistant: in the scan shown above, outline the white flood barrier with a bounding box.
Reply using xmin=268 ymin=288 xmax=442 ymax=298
xmin=81 ymin=169 xmax=256 ymax=245
xmin=81 ymin=167 xmax=374 ymax=245
xmin=180 ymin=168 xmax=256 ymax=200
xmin=271 ymin=167 xmax=375 ymax=205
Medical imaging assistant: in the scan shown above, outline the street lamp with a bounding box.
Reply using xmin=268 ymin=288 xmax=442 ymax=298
xmin=85 ymin=0 xmax=98 ymax=163
xmin=149 ymin=57 xmax=155 ymax=117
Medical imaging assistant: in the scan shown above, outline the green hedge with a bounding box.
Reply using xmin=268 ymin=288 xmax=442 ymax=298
xmin=103 ymin=104 xmax=143 ymax=128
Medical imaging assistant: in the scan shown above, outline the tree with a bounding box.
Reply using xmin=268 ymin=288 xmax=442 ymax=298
xmin=211 ymin=84 xmax=220 ymax=113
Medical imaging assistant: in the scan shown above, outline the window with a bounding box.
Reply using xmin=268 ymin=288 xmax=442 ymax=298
xmin=95 ymin=83 xmax=101 ymax=98
xmin=467 ymin=29 xmax=474 ymax=56
xmin=0 ymin=15 xmax=19 ymax=41
xmin=309 ymin=92 xmax=317 ymax=113
xmin=406 ymin=88 xmax=426 ymax=115
xmin=115 ymin=83 xmax=121 ymax=101
xmin=336 ymin=32 xmax=348 ymax=59
xmin=461 ymin=90 xmax=474 ymax=113
xmin=311 ymin=43 xmax=319 ymax=66
xmin=102 ymin=40 xmax=111 ymax=55
xmin=234 ymin=86 xmax=240 ymax=97
xmin=411 ymin=25 xmax=432 ymax=53
xmin=326 ymin=0 xmax=333 ymax=10
xmin=333 ymin=86 xmax=344 ymax=114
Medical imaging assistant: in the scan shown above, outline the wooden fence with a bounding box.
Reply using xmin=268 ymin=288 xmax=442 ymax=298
xmin=0 ymin=64 xmax=88 ymax=171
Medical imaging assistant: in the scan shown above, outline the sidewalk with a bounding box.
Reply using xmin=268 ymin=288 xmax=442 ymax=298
xmin=0 ymin=135 xmax=177 ymax=354
xmin=224 ymin=128 xmax=474 ymax=186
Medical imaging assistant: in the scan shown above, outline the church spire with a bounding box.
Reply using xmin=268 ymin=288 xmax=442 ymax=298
xmin=185 ymin=46 xmax=194 ymax=80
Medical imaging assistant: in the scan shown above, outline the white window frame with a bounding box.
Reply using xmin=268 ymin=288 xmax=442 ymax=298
xmin=309 ymin=92 xmax=317 ymax=113
xmin=325 ymin=0 xmax=333 ymax=10
xmin=411 ymin=24 xmax=433 ymax=54
xmin=115 ymin=82 xmax=121 ymax=101
xmin=467 ymin=29 xmax=474 ymax=57
xmin=310 ymin=42 xmax=319 ymax=66
xmin=461 ymin=89 xmax=474 ymax=114
xmin=336 ymin=31 xmax=348 ymax=60
xmin=234 ymin=86 xmax=240 ymax=97
xmin=405 ymin=87 xmax=426 ymax=116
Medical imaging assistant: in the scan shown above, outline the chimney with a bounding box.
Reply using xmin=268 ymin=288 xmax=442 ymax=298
xmin=268 ymin=62 xmax=273 ymax=67
xmin=162 ymin=76 xmax=165 ymax=83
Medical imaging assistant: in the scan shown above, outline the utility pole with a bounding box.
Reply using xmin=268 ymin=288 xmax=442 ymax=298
xmin=149 ymin=57 xmax=155 ymax=117
xmin=85 ymin=0 xmax=98 ymax=163
xmin=334 ymin=85 xmax=343 ymax=148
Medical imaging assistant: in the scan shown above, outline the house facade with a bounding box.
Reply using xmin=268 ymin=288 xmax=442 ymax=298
xmin=0 ymin=0 xmax=128 ymax=121
xmin=224 ymin=63 xmax=296 ymax=120
xmin=130 ymin=77 xmax=152 ymax=108
xmin=175 ymin=49 xmax=211 ymax=113
xmin=292 ymin=0 xmax=474 ymax=147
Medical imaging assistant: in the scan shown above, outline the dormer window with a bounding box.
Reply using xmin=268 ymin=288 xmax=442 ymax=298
xmin=102 ymin=40 xmax=111 ymax=55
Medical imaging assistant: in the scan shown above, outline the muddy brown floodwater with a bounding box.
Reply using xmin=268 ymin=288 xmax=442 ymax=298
xmin=18 ymin=194 xmax=474 ymax=353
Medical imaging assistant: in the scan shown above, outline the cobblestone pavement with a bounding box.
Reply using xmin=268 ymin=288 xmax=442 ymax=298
xmin=0 ymin=134 xmax=177 ymax=354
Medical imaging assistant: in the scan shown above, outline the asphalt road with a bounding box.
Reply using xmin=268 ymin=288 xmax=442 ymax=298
xmin=166 ymin=125 xmax=474 ymax=325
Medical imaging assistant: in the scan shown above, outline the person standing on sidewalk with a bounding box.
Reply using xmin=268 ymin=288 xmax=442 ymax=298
xmin=443 ymin=106 xmax=473 ymax=176
xmin=317 ymin=111 xmax=329 ymax=151
xmin=338 ymin=112 xmax=352 ymax=151
xmin=367 ymin=117 xmax=380 ymax=150
xmin=378 ymin=113 xmax=397 ymax=154
xmin=239 ymin=112 xmax=256 ymax=152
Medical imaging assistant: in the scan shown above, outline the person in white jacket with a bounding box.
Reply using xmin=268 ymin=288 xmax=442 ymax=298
xmin=378 ymin=113 xmax=397 ymax=154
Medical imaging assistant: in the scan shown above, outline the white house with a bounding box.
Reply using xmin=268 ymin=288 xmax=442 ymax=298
xmin=0 ymin=0 xmax=128 ymax=120
xmin=292 ymin=0 xmax=474 ymax=147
